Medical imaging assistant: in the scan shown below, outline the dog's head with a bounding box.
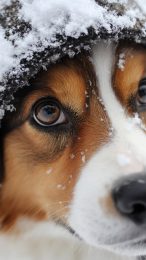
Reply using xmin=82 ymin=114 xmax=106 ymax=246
xmin=1 ymin=42 xmax=146 ymax=256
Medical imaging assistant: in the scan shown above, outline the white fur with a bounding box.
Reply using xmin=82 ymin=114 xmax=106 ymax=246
xmin=69 ymin=43 xmax=146 ymax=257
xmin=0 ymin=219 xmax=133 ymax=260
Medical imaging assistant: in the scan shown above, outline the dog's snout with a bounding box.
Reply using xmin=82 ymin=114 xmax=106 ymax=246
xmin=112 ymin=174 xmax=146 ymax=225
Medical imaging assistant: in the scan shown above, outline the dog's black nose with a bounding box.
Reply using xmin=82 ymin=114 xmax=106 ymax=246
xmin=112 ymin=174 xmax=146 ymax=224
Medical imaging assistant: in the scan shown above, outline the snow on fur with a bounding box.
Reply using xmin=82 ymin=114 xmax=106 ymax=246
xmin=0 ymin=0 xmax=146 ymax=118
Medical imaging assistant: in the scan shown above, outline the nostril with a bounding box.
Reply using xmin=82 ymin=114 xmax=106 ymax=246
xmin=132 ymin=203 xmax=146 ymax=214
xmin=117 ymin=201 xmax=146 ymax=215
xmin=128 ymin=202 xmax=146 ymax=223
xmin=128 ymin=202 xmax=146 ymax=224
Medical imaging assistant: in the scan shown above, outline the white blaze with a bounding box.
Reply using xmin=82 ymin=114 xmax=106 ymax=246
xmin=69 ymin=42 xmax=146 ymax=256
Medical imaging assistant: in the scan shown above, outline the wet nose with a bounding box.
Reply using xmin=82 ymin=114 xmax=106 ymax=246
xmin=112 ymin=174 xmax=146 ymax=224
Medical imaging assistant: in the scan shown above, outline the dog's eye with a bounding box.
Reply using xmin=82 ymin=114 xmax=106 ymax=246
xmin=138 ymin=79 xmax=146 ymax=105
xmin=33 ymin=98 xmax=67 ymax=127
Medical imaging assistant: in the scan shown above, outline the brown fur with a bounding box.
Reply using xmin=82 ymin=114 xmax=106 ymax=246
xmin=0 ymin=55 xmax=109 ymax=229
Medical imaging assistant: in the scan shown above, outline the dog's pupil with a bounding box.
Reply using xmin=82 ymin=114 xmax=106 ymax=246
xmin=36 ymin=103 xmax=60 ymax=125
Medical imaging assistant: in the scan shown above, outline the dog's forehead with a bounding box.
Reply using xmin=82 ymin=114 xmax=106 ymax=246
xmin=5 ymin=43 xmax=146 ymax=133
xmin=20 ymin=55 xmax=97 ymax=114
xmin=41 ymin=64 xmax=87 ymax=113
xmin=5 ymin=43 xmax=146 ymax=129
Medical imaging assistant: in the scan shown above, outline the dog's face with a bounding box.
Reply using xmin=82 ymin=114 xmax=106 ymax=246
xmin=2 ymin=42 xmax=146 ymax=256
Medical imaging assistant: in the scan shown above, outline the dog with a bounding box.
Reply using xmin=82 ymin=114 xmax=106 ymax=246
xmin=0 ymin=41 xmax=146 ymax=259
